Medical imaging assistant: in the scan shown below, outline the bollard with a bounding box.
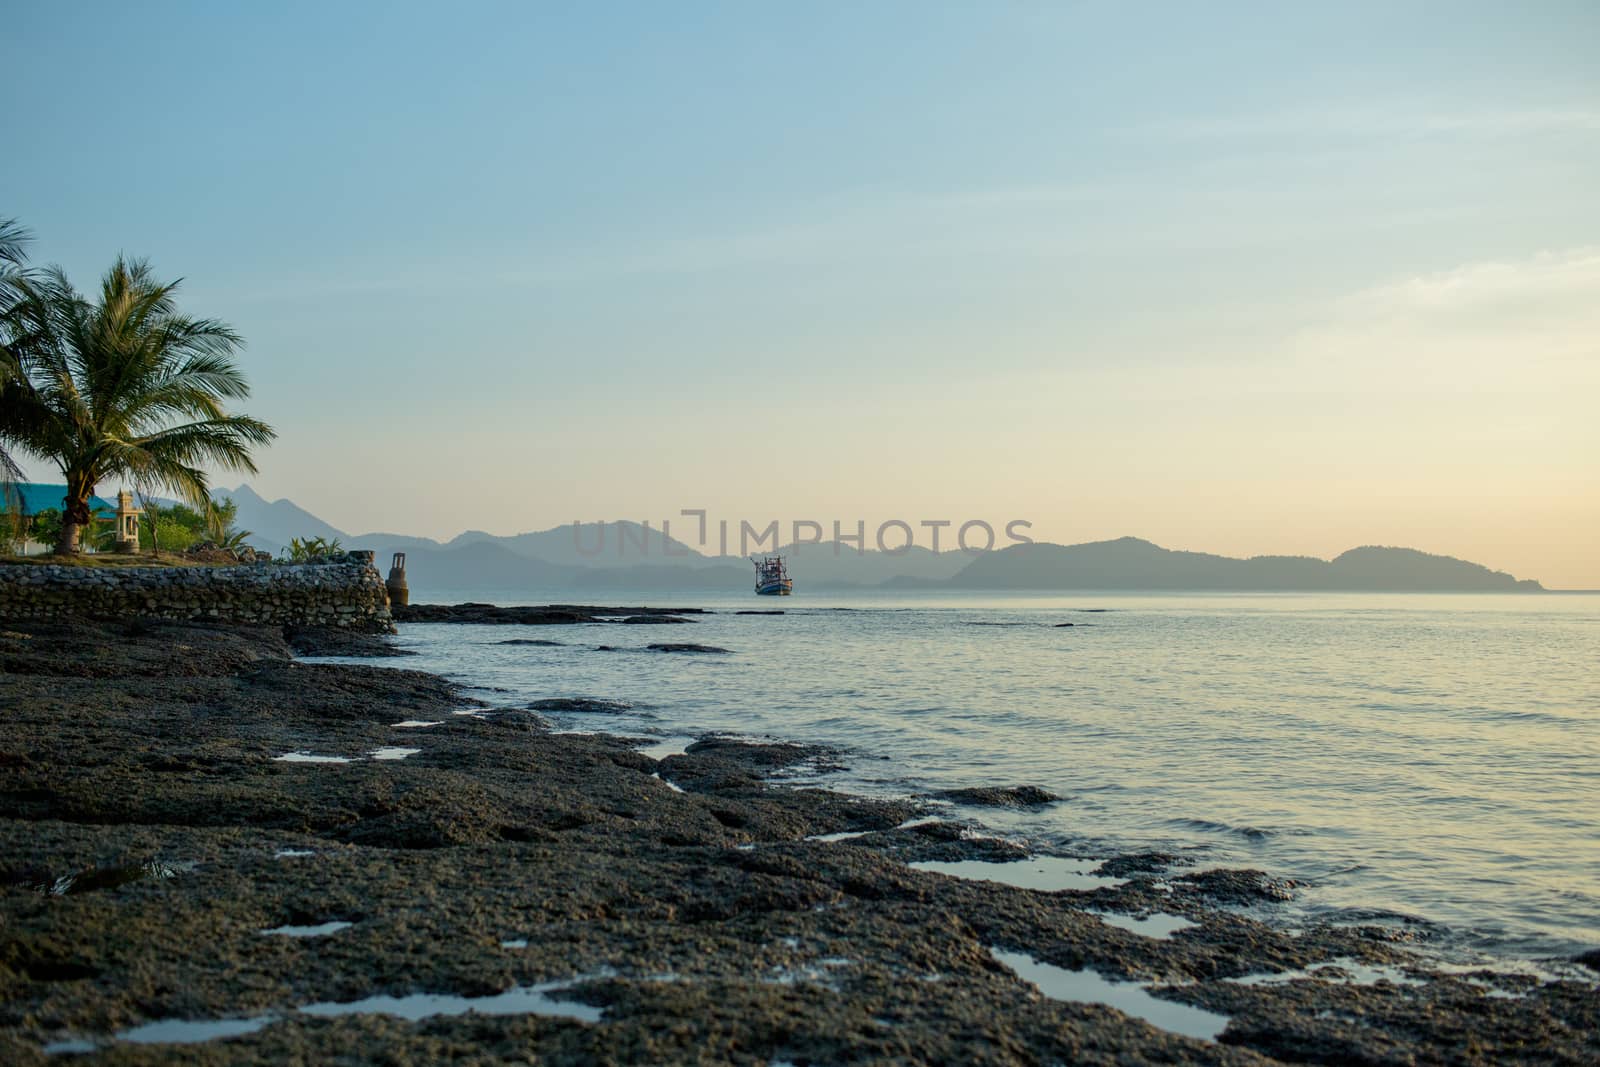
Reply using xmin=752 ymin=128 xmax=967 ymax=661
xmin=386 ymin=552 xmax=409 ymax=607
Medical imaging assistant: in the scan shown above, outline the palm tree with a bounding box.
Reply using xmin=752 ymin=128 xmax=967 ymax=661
xmin=0 ymin=218 xmax=46 ymax=503
xmin=0 ymin=254 xmax=275 ymax=553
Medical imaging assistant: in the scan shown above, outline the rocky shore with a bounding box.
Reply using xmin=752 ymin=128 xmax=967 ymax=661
xmin=1 ymin=616 xmax=1595 ymax=1064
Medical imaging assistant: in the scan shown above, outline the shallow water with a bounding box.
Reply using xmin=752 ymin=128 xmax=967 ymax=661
xmin=320 ymin=589 xmax=1600 ymax=962
xmin=636 ymin=737 xmax=694 ymax=760
xmin=298 ymin=983 xmax=601 ymax=1023
xmin=1091 ymin=912 xmax=1198 ymax=939
xmin=47 ymin=1015 xmax=276 ymax=1049
xmin=990 ymin=948 xmax=1230 ymax=1040
xmin=1227 ymin=957 xmax=1422 ymax=987
xmin=43 ymin=982 xmax=599 ymax=1053
xmin=259 ymin=921 xmax=352 ymax=938
xmin=910 ymin=856 xmax=1125 ymax=893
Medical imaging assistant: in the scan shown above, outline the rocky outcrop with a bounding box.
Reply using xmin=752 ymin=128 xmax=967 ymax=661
xmin=935 ymin=785 xmax=1061 ymax=808
xmin=527 ymin=698 xmax=635 ymax=714
xmin=392 ymin=603 xmax=706 ymax=625
xmin=0 ymin=551 xmax=393 ymax=633
xmin=646 ymin=643 xmax=732 ymax=654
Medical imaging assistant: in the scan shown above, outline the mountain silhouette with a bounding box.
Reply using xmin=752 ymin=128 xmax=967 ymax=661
xmin=214 ymin=488 xmax=1545 ymax=593
xmin=209 ymin=484 xmax=342 ymax=557
xmin=947 ymin=537 xmax=1541 ymax=592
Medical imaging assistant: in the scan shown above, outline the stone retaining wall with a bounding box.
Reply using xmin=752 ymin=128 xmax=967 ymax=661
xmin=0 ymin=551 xmax=394 ymax=632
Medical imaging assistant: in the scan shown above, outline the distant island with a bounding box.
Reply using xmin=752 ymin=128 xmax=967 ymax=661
xmin=935 ymin=537 xmax=1542 ymax=592
xmin=214 ymin=486 xmax=1545 ymax=594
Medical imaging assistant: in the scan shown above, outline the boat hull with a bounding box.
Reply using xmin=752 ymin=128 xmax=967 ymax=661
xmin=755 ymin=580 xmax=793 ymax=596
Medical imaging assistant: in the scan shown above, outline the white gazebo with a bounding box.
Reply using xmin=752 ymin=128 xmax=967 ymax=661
xmin=113 ymin=490 xmax=143 ymax=553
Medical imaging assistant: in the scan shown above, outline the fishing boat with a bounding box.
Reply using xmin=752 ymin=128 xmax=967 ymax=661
xmin=752 ymin=555 xmax=793 ymax=596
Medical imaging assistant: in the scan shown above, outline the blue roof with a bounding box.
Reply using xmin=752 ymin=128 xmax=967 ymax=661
xmin=7 ymin=483 xmax=117 ymax=516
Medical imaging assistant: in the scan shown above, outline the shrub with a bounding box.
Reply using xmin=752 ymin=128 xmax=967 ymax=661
xmin=282 ymin=536 xmax=343 ymax=563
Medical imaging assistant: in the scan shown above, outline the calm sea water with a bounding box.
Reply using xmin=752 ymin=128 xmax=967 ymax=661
xmin=352 ymin=589 xmax=1600 ymax=965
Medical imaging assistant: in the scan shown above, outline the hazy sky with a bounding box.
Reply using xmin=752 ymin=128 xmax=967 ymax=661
xmin=10 ymin=2 xmax=1599 ymax=586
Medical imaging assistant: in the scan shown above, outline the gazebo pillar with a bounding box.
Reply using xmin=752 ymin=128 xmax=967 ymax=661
xmin=113 ymin=490 xmax=142 ymax=554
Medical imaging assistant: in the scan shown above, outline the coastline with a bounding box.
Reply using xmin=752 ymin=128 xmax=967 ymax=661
xmin=1 ymin=614 xmax=1595 ymax=1064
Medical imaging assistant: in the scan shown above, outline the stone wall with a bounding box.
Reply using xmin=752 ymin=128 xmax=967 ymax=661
xmin=0 ymin=551 xmax=394 ymax=632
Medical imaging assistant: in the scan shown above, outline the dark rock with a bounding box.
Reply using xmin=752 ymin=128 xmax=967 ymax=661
xmin=1173 ymin=867 xmax=1300 ymax=904
xmin=1054 ymin=622 xmax=1075 ymax=627
xmin=1093 ymin=852 xmax=1188 ymax=878
xmin=285 ymin=626 xmax=415 ymax=658
xmin=936 ymin=785 xmax=1060 ymax=808
xmin=527 ymin=698 xmax=634 ymax=715
xmin=646 ymin=643 xmax=732 ymax=654
xmin=1576 ymin=948 xmax=1600 ymax=972
xmin=684 ymin=738 xmax=842 ymax=772
xmin=617 ymin=615 xmax=692 ymax=625
xmin=876 ymin=821 xmax=1031 ymax=864
xmin=0 ymin=618 xmax=292 ymax=678
xmin=497 ymin=638 xmax=564 ymax=646
xmin=487 ymin=709 xmax=553 ymax=731
xmin=394 ymin=603 xmax=708 ymax=625
xmin=736 ymin=610 xmax=785 ymax=615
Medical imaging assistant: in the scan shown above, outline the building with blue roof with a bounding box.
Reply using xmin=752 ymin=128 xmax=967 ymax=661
xmin=8 ymin=483 xmax=117 ymax=517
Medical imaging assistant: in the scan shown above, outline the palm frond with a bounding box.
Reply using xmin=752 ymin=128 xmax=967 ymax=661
xmin=0 ymin=218 xmax=32 ymax=268
xmin=132 ymin=415 xmax=277 ymax=468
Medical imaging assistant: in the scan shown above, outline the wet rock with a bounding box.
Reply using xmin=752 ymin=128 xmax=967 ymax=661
xmin=394 ymin=603 xmax=707 ymax=625
xmin=1054 ymin=622 xmax=1075 ymax=627
xmin=1347 ymin=923 xmax=1432 ymax=944
xmin=736 ymin=610 xmax=785 ymax=615
xmin=1576 ymin=947 xmax=1600 ymax=972
xmin=285 ymin=626 xmax=415 ymax=658
xmin=936 ymin=785 xmax=1060 ymax=808
xmin=684 ymin=738 xmax=843 ymax=772
xmin=616 ymin=615 xmax=692 ymax=625
xmin=1094 ymin=852 xmax=1188 ymax=878
xmin=1173 ymin=868 xmax=1300 ymax=905
xmin=646 ymin=643 xmax=732 ymax=654
xmin=876 ymin=821 xmax=1032 ymax=864
xmin=1178 ymin=967 xmax=1599 ymax=1066
xmin=0 ymin=617 xmax=292 ymax=677
xmin=527 ymin=698 xmax=634 ymax=715
xmin=497 ymin=638 xmax=564 ymax=646
xmin=483 ymin=709 xmax=554 ymax=732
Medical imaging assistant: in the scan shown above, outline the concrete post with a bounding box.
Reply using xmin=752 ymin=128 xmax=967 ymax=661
xmin=386 ymin=552 xmax=409 ymax=607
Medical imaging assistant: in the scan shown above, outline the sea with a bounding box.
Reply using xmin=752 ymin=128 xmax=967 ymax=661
xmin=330 ymin=588 xmax=1600 ymax=968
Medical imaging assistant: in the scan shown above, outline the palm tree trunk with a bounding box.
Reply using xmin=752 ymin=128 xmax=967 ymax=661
xmin=55 ymin=520 xmax=81 ymax=555
xmin=56 ymin=475 xmax=93 ymax=555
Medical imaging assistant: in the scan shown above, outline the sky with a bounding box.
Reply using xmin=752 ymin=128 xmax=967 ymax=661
xmin=8 ymin=2 xmax=1599 ymax=587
